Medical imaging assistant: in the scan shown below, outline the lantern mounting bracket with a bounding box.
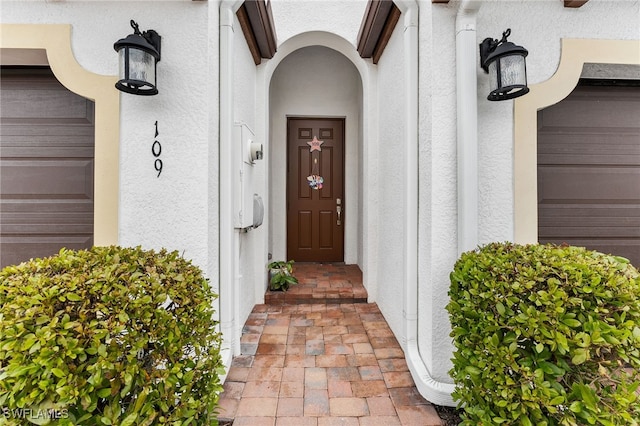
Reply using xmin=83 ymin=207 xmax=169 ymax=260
xmin=130 ymin=19 xmax=161 ymax=62
xmin=480 ymin=28 xmax=511 ymax=73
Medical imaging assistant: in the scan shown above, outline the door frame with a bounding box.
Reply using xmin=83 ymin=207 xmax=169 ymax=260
xmin=286 ymin=116 xmax=346 ymax=262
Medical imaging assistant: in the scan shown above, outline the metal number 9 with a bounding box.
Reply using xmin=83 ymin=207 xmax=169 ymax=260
xmin=155 ymin=159 xmax=163 ymax=177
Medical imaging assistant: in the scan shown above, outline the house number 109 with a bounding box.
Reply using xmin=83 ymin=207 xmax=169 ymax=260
xmin=153 ymin=121 xmax=162 ymax=177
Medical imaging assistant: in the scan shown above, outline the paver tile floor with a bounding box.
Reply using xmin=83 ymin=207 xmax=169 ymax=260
xmin=218 ymin=263 xmax=444 ymax=426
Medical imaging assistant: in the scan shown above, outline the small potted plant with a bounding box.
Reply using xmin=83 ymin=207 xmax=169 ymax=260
xmin=267 ymin=260 xmax=298 ymax=291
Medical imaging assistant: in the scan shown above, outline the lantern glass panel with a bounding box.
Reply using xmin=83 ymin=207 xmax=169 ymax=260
xmin=488 ymin=60 xmax=499 ymax=92
xmin=118 ymin=47 xmax=156 ymax=90
xmin=499 ymin=54 xmax=526 ymax=88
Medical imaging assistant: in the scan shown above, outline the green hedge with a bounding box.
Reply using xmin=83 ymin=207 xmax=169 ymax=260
xmin=0 ymin=246 xmax=224 ymax=425
xmin=448 ymin=243 xmax=640 ymax=426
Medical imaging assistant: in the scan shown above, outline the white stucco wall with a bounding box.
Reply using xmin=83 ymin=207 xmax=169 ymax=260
xmin=269 ymin=0 xmax=368 ymax=47
xmin=0 ymin=1 xmax=219 ymax=281
xmin=232 ymin=12 xmax=266 ymax=324
xmin=417 ymin=1 xmax=462 ymax=386
xmin=374 ymin=23 xmax=406 ymax=341
xmin=419 ymin=0 xmax=640 ymax=385
xmin=269 ymin=46 xmax=362 ymax=265
xmin=207 ymin=3 xmax=221 ymax=295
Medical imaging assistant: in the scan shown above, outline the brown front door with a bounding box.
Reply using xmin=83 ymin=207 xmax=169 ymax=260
xmin=287 ymin=117 xmax=344 ymax=262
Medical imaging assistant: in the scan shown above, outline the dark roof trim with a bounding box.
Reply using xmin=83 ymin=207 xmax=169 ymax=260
xmin=237 ymin=0 xmax=277 ymax=65
xmin=372 ymin=6 xmax=401 ymax=64
xmin=237 ymin=6 xmax=261 ymax=65
xmin=357 ymin=0 xmax=401 ymax=64
xmin=564 ymin=0 xmax=590 ymax=7
xmin=432 ymin=0 xmax=590 ymax=6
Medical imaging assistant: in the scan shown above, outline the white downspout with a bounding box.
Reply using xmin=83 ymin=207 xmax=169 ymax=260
xmin=394 ymin=0 xmax=456 ymax=407
xmin=456 ymin=0 xmax=481 ymax=254
xmin=219 ymin=0 xmax=243 ymax=371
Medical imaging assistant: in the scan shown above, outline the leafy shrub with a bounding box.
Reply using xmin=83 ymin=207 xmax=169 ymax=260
xmin=447 ymin=242 xmax=640 ymax=426
xmin=267 ymin=260 xmax=298 ymax=291
xmin=0 ymin=246 xmax=224 ymax=425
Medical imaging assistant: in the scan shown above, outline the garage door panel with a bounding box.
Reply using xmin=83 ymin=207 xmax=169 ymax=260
xmin=0 ymin=146 xmax=94 ymax=158
xmin=538 ymin=134 xmax=640 ymax=165
xmin=539 ymin=237 xmax=640 ymax=262
xmin=539 ymin=218 xmax=640 ymax=236
xmin=540 ymin=205 xmax=640 ymax=227
xmin=2 ymin=222 xmax=93 ymax=234
xmin=1 ymin=160 xmax=93 ymax=199
xmin=1 ymin=236 xmax=93 ymax=268
xmin=0 ymin=89 xmax=90 ymax=120
xmin=539 ymin=225 xmax=640 ymax=238
xmin=539 ymin=167 xmax=640 ymax=201
xmin=539 ymin=204 xmax=640 ymax=215
xmin=1 ymin=199 xmax=93 ymax=213
xmin=538 ymin=88 xmax=640 ymax=129
xmin=538 ymin=83 xmax=640 ymax=266
xmin=0 ymin=68 xmax=94 ymax=268
xmin=1 ymin=119 xmax=95 ymax=135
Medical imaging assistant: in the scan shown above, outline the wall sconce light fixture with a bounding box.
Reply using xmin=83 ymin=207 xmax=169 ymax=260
xmin=114 ymin=20 xmax=161 ymax=96
xmin=479 ymin=29 xmax=529 ymax=101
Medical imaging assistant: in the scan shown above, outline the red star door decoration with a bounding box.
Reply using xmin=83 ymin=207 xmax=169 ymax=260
xmin=307 ymin=136 xmax=324 ymax=152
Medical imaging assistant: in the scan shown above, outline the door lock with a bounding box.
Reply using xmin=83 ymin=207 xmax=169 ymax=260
xmin=336 ymin=198 xmax=342 ymax=226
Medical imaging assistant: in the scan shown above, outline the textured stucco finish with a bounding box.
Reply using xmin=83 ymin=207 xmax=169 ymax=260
xmin=233 ymin=11 xmax=265 ymax=328
xmin=374 ymin=21 xmax=405 ymax=342
xmin=0 ymin=1 xmax=218 ymax=279
xmin=2 ymin=0 xmax=639 ymax=404
xmin=418 ymin=0 xmax=640 ymax=384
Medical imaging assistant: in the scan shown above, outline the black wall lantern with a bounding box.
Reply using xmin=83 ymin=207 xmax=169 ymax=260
xmin=479 ymin=29 xmax=529 ymax=101
xmin=114 ymin=20 xmax=161 ymax=96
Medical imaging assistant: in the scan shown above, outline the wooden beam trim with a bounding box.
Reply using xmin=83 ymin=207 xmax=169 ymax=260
xmin=264 ymin=0 xmax=277 ymax=57
xmin=237 ymin=5 xmax=261 ymax=65
xmin=564 ymin=0 xmax=589 ymax=7
xmin=244 ymin=0 xmax=277 ymax=59
xmin=357 ymin=0 xmax=394 ymax=58
xmin=373 ymin=4 xmax=401 ymax=64
xmin=357 ymin=0 xmax=378 ymax=55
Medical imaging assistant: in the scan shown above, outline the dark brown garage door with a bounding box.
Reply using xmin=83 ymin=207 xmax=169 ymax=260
xmin=0 ymin=68 xmax=94 ymax=268
xmin=538 ymin=81 xmax=640 ymax=266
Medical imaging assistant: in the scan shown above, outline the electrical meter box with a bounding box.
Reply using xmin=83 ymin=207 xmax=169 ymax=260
xmin=233 ymin=122 xmax=258 ymax=229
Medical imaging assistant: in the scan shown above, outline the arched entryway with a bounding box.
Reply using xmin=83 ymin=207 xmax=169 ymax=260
xmin=268 ymin=45 xmax=363 ymax=266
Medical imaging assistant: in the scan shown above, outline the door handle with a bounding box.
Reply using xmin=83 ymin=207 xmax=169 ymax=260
xmin=336 ymin=198 xmax=342 ymax=226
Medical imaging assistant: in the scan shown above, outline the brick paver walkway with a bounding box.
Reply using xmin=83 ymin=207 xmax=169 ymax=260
xmin=218 ymin=264 xmax=444 ymax=425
